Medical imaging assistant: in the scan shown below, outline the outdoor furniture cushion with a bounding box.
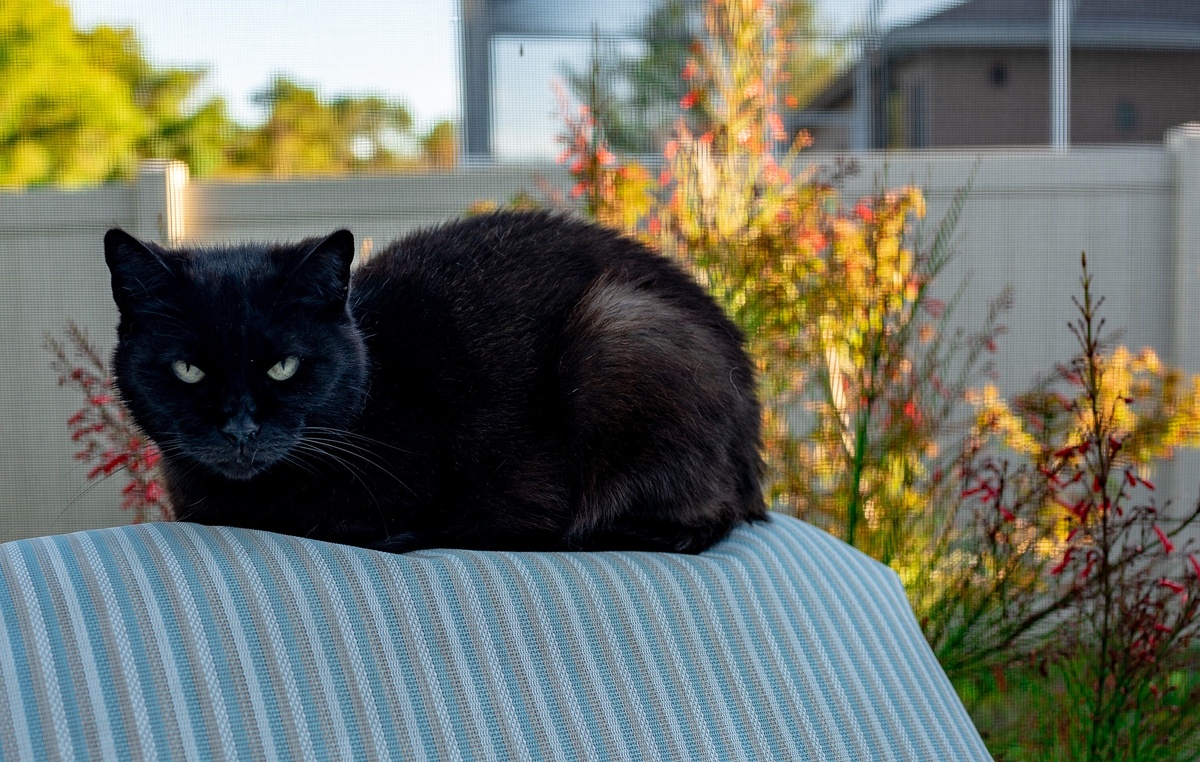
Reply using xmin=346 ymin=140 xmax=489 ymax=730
xmin=0 ymin=514 xmax=991 ymax=761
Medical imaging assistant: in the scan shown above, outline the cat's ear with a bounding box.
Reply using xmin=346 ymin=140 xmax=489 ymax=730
xmin=104 ymin=229 xmax=176 ymax=312
xmin=289 ymin=229 xmax=355 ymax=308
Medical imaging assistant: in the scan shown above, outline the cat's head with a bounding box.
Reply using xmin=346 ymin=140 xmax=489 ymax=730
xmin=104 ymin=229 xmax=368 ymax=481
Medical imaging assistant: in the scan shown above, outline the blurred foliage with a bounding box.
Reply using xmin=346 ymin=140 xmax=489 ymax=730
xmin=1 ymin=0 xmax=456 ymax=188
xmin=233 ymin=78 xmax=419 ymax=177
xmin=562 ymin=0 xmax=843 ymax=155
xmin=1 ymin=0 xmax=145 ymax=186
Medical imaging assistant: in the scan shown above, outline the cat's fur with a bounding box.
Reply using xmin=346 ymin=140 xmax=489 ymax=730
xmin=105 ymin=211 xmax=765 ymax=553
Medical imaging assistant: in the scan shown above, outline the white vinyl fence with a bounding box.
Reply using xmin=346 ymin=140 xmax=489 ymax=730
xmin=3 ymin=126 xmax=1200 ymax=542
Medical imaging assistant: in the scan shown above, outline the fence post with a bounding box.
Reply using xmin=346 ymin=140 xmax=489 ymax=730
xmin=1166 ymin=124 xmax=1200 ymax=518
xmin=135 ymin=160 xmax=189 ymax=244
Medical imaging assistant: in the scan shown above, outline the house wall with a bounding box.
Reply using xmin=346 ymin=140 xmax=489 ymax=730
xmin=3 ymin=136 xmax=1200 ymax=542
xmin=892 ymin=48 xmax=1200 ymax=148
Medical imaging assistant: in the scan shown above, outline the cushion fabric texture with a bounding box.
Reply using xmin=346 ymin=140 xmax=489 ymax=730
xmin=0 ymin=514 xmax=991 ymax=761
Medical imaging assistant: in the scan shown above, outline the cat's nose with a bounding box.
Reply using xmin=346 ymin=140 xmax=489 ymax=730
xmin=221 ymin=416 xmax=260 ymax=448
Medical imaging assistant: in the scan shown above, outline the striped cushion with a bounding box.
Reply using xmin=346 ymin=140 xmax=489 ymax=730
xmin=0 ymin=515 xmax=990 ymax=761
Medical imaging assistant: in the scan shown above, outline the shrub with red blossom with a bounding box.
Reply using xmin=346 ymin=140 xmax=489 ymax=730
xmin=949 ymin=255 xmax=1200 ymax=760
xmin=46 ymin=321 xmax=171 ymax=523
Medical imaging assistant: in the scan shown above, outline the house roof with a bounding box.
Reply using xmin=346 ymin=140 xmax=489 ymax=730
xmin=798 ymin=0 xmax=1200 ymax=114
xmin=886 ymin=0 xmax=1200 ymax=53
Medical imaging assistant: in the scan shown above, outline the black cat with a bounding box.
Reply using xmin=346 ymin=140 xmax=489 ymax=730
xmin=104 ymin=211 xmax=765 ymax=553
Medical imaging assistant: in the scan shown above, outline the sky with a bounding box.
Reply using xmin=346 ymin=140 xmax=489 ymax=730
xmin=67 ymin=0 xmax=959 ymax=158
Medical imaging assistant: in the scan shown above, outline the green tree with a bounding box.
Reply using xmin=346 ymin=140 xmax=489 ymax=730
xmin=1 ymin=0 xmax=445 ymax=186
xmin=0 ymin=0 xmax=144 ymax=186
xmin=236 ymin=78 xmax=417 ymax=176
xmin=0 ymin=0 xmax=239 ymax=186
xmin=81 ymin=24 xmax=238 ymax=178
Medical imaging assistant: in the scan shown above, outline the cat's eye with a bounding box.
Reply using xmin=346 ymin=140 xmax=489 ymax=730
xmin=171 ymin=361 xmax=205 ymax=384
xmin=267 ymin=356 xmax=301 ymax=381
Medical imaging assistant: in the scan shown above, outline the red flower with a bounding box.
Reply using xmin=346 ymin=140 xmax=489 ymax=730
xmin=1054 ymin=445 xmax=1077 ymax=460
xmin=961 ymin=485 xmax=987 ymax=499
xmin=903 ymin=400 xmax=921 ymax=424
xmin=1039 ymin=465 xmax=1064 ymax=487
xmin=145 ymin=482 xmax=165 ymax=503
xmin=853 ymin=201 xmax=873 ymax=223
xmin=1050 ymin=548 xmax=1074 ymax=575
xmin=1159 ymin=577 xmax=1187 ymax=602
xmin=1153 ymin=525 xmax=1175 ymax=554
xmin=1188 ymin=553 xmax=1200 ymax=579
xmin=1080 ymin=558 xmax=1097 ymax=579
xmin=680 ymin=91 xmax=698 ymax=110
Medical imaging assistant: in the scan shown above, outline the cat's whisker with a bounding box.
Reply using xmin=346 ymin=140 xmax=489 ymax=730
xmin=291 ymin=441 xmax=385 ymax=509
xmin=301 ymin=426 xmax=415 ymax=455
xmin=295 ymin=439 xmax=399 ymax=540
xmin=277 ymin=452 xmax=319 ymax=477
xmin=59 ymin=461 xmax=136 ymax=528
xmin=298 ymin=437 xmax=419 ymax=499
xmin=299 ymin=433 xmax=400 ymax=473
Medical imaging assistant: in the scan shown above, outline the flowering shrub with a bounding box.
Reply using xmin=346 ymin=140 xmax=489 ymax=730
xmin=46 ymin=321 xmax=171 ymax=523
xmin=549 ymin=0 xmax=1200 ymax=758
xmin=552 ymin=0 xmax=1006 ymax=567
xmin=953 ymin=256 xmax=1200 ymax=761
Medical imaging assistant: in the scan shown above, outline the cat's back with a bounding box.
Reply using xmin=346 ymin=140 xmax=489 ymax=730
xmin=351 ymin=211 xmax=736 ymax=344
xmin=352 ymin=211 xmax=656 ymax=312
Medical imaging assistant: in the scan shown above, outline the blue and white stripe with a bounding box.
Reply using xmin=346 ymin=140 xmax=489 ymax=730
xmin=0 ymin=515 xmax=992 ymax=761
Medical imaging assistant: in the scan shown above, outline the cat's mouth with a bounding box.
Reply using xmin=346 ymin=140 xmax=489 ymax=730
xmin=213 ymin=457 xmax=270 ymax=481
xmin=204 ymin=441 xmax=287 ymax=481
